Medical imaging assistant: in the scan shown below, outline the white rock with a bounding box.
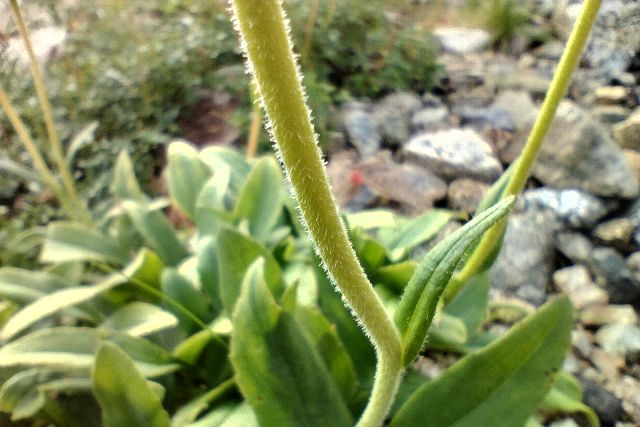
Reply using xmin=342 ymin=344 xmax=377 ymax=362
xmin=404 ymin=129 xmax=502 ymax=181
xmin=5 ymin=27 xmax=66 ymax=68
xmin=433 ymin=27 xmax=491 ymax=55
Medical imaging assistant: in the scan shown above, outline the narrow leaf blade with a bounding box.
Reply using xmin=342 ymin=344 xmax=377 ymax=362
xmin=396 ymin=197 xmax=515 ymax=364
xmin=92 ymin=342 xmax=170 ymax=427
xmin=390 ymin=296 xmax=574 ymax=427
xmin=230 ymin=260 xmax=352 ymax=427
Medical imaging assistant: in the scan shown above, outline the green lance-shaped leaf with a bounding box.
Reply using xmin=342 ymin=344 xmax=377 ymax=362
xmin=0 ymin=327 xmax=180 ymax=378
xmin=113 ymin=150 xmax=147 ymax=202
xmin=167 ymin=141 xmax=211 ymax=220
xmin=378 ymin=209 xmax=457 ymax=262
xmin=539 ymin=371 xmax=599 ymax=427
xmin=169 ymin=379 xmax=236 ymax=427
xmin=122 ymin=200 xmax=189 ymax=266
xmin=183 ymin=401 xmax=258 ymax=427
xmin=395 ymin=196 xmax=515 ymax=365
xmin=161 ymin=268 xmax=209 ymax=331
xmin=199 ymin=146 xmax=251 ymax=211
xmin=233 ymin=156 xmax=284 ymax=242
xmin=92 ymin=342 xmax=170 ymax=427
xmin=445 ymin=271 xmax=491 ymax=336
xmin=0 ymin=368 xmax=92 ymax=421
xmin=230 ymin=259 xmax=352 ymax=427
xmin=0 ymin=268 xmax=70 ymax=304
xmin=40 ymin=222 xmax=129 ymax=265
xmin=100 ymin=302 xmax=178 ymax=337
xmin=1 ymin=249 xmax=162 ymax=341
xmin=389 ymin=296 xmax=573 ymax=427
xmin=217 ymin=227 xmax=282 ymax=314
xmin=294 ymin=304 xmax=359 ymax=403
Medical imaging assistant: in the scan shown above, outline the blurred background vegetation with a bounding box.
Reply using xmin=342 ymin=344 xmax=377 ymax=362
xmin=0 ymin=0 xmax=547 ymax=267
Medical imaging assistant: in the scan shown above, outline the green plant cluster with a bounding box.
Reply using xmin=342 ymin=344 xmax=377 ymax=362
xmin=467 ymin=0 xmax=554 ymax=50
xmin=1 ymin=0 xmax=442 ymax=262
xmin=0 ymin=141 xmax=595 ymax=426
xmin=287 ymin=0 xmax=441 ymax=98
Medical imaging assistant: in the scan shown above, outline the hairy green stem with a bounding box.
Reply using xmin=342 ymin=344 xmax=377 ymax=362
xmin=228 ymin=1 xmax=402 ymax=426
xmin=9 ymin=0 xmax=92 ymax=225
xmin=444 ymin=0 xmax=602 ymax=303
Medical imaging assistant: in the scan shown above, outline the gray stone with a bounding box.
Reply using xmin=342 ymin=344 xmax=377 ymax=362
xmin=447 ymin=179 xmax=489 ymax=213
xmin=532 ymin=101 xmax=639 ymax=199
xmin=411 ymin=107 xmax=449 ymax=133
xmin=454 ymin=106 xmax=515 ymax=132
xmin=581 ymin=378 xmax=626 ymax=426
xmin=340 ymin=102 xmax=380 ymax=159
xmin=554 ymin=231 xmax=593 ymax=264
xmin=491 ymin=91 xmax=538 ymax=163
xmin=595 ymin=323 xmax=640 ymax=358
xmin=358 ymin=151 xmax=447 ymax=215
xmin=554 ymin=0 xmax=640 ymax=82
xmin=613 ymin=108 xmax=640 ymax=151
xmin=492 ymin=90 xmax=537 ymax=131
xmin=553 ymin=265 xmax=608 ymax=309
xmin=490 ymin=209 xmax=561 ymax=306
xmin=587 ymin=247 xmax=640 ymax=306
xmin=611 ymin=376 xmax=640 ymax=424
xmin=623 ymin=199 xmax=640 ymax=235
xmin=627 ymin=251 xmax=640 ymax=275
xmin=499 ymin=67 xmax=552 ymax=98
xmin=590 ymin=105 xmax=630 ymax=126
xmin=432 ymin=27 xmax=491 ymax=55
xmin=372 ymin=92 xmax=422 ymax=147
xmin=404 ymin=129 xmax=503 ymax=181
xmin=520 ymin=188 xmax=608 ymax=228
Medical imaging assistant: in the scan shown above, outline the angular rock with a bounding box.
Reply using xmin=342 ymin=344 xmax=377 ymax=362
xmin=358 ymin=151 xmax=447 ymax=215
xmin=553 ymin=0 xmax=640 ymax=81
xmin=411 ymin=106 xmax=449 ymax=133
xmin=490 ymin=208 xmax=561 ymax=306
xmin=590 ymin=105 xmax=630 ymax=126
xmin=404 ymin=129 xmax=503 ymax=181
xmin=587 ymin=247 xmax=640 ymax=306
xmin=554 ymin=231 xmax=593 ymax=264
xmin=371 ymin=92 xmax=422 ymax=147
xmin=591 ymin=348 xmax=624 ymax=382
xmin=580 ymin=378 xmax=626 ymax=427
xmin=611 ymin=376 xmax=640 ymax=424
xmin=491 ymin=91 xmax=538 ymax=164
xmin=454 ymin=105 xmax=515 ymax=132
xmin=593 ymin=218 xmax=635 ymax=250
xmin=553 ymin=265 xmax=608 ymax=310
xmin=6 ymin=27 xmax=66 ymax=68
xmin=432 ymin=27 xmax=491 ymax=55
xmin=533 ymin=101 xmax=639 ymax=199
xmin=520 ymin=188 xmax=608 ymax=228
xmin=447 ymin=179 xmax=489 ymax=213
xmin=327 ymin=151 xmax=366 ymax=208
xmin=339 ymin=102 xmax=381 ymax=159
xmin=492 ymin=90 xmax=537 ymax=131
xmin=595 ymin=323 xmax=640 ymax=358
xmin=580 ymin=305 xmax=639 ymax=326
xmin=613 ymin=108 xmax=640 ymax=151
xmin=623 ymin=150 xmax=640 ymax=183
xmin=595 ymin=86 xmax=631 ymax=106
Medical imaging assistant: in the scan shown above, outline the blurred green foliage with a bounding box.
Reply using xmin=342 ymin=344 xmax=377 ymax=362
xmin=1 ymin=0 xmax=442 ymax=267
